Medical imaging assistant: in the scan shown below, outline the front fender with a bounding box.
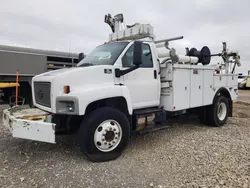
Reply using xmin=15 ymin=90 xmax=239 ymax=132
xmin=73 ymin=84 xmax=133 ymax=115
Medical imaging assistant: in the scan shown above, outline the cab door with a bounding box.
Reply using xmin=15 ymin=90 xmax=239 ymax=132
xmin=121 ymin=42 xmax=160 ymax=109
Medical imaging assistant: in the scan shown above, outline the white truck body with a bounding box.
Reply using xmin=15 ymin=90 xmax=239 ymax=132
xmin=31 ymin=58 xmax=238 ymax=114
xmin=2 ymin=13 xmax=241 ymax=161
xmin=160 ymin=64 xmax=238 ymax=111
xmin=30 ymin=40 xmax=238 ymax=115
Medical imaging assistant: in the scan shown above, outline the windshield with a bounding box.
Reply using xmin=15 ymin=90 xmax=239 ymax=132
xmin=77 ymin=42 xmax=129 ymax=67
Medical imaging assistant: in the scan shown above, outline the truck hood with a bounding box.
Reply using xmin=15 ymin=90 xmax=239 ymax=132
xmin=33 ymin=65 xmax=116 ymax=96
xmin=33 ymin=65 xmax=115 ymax=80
xmin=41 ymin=67 xmax=75 ymax=77
xmin=32 ymin=64 xmax=129 ymax=114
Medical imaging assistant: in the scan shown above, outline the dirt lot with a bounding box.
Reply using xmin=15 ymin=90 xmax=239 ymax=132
xmin=1 ymin=90 xmax=250 ymax=188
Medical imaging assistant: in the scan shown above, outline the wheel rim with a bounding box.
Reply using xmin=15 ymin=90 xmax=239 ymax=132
xmin=217 ymin=102 xmax=227 ymax=121
xmin=94 ymin=120 xmax=122 ymax=152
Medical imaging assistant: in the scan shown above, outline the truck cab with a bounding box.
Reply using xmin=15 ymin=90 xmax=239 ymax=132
xmin=32 ymin=40 xmax=161 ymax=116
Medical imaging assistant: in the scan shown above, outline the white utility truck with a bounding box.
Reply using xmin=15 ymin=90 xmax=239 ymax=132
xmin=3 ymin=13 xmax=241 ymax=162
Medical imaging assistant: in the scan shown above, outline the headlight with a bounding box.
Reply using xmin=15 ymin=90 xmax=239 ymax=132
xmin=56 ymin=100 xmax=76 ymax=114
xmin=66 ymin=101 xmax=75 ymax=112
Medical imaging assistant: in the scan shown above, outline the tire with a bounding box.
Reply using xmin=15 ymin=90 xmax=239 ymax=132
xmin=78 ymin=107 xmax=131 ymax=162
xmin=205 ymin=95 xmax=229 ymax=126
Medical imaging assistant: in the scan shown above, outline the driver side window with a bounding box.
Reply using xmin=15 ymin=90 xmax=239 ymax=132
xmin=122 ymin=43 xmax=153 ymax=68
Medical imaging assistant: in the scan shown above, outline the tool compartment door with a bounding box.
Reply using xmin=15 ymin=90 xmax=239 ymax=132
xmin=172 ymin=67 xmax=190 ymax=110
xmin=190 ymin=69 xmax=203 ymax=108
xmin=203 ymin=69 xmax=214 ymax=105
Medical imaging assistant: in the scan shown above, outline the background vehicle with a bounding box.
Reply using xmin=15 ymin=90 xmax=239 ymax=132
xmin=3 ymin=13 xmax=241 ymax=162
xmin=238 ymin=72 xmax=250 ymax=89
xmin=0 ymin=44 xmax=84 ymax=106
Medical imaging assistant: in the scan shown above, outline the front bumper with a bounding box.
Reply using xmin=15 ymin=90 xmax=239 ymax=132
xmin=2 ymin=107 xmax=56 ymax=144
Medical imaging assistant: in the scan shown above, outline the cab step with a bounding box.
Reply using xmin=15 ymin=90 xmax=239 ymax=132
xmin=136 ymin=123 xmax=171 ymax=135
xmin=133 ymin=107 xmax=167 ymax=132
xmin=133 ymin=107 xmax=164 ymax=116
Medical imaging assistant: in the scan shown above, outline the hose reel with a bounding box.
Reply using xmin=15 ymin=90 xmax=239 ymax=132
xmin=186 ymin=46 xmax=211 ymax=65
xmin=155 ymin=36 xmax=212 ymax=65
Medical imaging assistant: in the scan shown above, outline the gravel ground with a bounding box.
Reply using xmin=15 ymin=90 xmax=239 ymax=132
xmin=1 ymin=91 xmax=250 ymax=188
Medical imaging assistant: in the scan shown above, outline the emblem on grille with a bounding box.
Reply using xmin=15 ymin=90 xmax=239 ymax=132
xmin=37 ymin=89 xmax=44 ymax=99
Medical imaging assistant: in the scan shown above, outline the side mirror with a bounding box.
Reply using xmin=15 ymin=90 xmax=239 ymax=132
xmin=133 ymin=41 xmax=143 ymax=66
xmin=78 ymin=53 xmax=85 ymax=62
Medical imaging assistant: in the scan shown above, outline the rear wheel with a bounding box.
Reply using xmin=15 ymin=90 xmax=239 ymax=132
xmin=78 ymin=107 xmax=130 ymax=162
xmin=203 ymin=95 xmax=230 ymax=126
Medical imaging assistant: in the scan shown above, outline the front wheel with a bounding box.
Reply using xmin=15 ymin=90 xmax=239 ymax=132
xmin=78 ymin=107 xmax=131 ymax=162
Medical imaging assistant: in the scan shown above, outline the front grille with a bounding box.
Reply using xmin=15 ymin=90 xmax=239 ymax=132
xmin=34 ymin=82 xmax=51 ymax=107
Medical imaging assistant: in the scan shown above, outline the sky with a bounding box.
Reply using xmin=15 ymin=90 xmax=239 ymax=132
xmin=0 ymin=0 xmax=250 ymax=74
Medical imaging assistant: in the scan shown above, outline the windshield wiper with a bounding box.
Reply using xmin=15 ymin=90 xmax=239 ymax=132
xmin=79 ymin=63 xmax=94 ymax=67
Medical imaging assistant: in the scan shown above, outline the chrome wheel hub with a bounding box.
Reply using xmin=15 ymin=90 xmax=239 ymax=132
xmin=217 ymin=102 xmax=227 ymax=121
xmin=94 ymin=120 xmax=122 ymax=152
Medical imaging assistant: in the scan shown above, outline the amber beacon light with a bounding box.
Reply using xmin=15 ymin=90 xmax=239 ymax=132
xmin=63 ymin=85 xmax=70 ymax=94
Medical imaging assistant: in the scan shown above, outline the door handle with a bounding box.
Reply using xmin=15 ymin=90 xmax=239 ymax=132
xmin=154 ymin=70 xmax=157 ymax=79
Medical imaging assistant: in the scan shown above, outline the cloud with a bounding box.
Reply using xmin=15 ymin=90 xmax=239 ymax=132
xmin=0 ymin=0 xmax=249 ymax=73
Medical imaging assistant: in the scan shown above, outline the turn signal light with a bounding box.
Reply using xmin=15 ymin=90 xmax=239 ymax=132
xmin=64 ymin=85 xmax=70 ymax=94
